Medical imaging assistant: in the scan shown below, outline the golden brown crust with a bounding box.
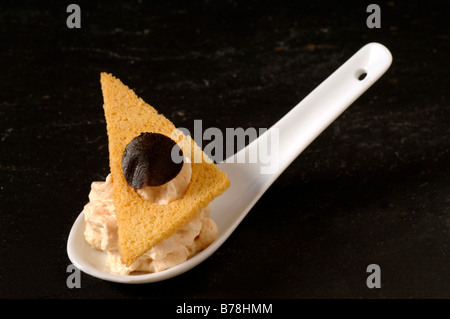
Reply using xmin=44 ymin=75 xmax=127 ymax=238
xmin=100 ymin=73 xmax=230 ymax=266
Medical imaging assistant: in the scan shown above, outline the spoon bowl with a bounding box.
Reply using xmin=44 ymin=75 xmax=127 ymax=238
xmin=67 ymin=42 xmax=392 ymax=283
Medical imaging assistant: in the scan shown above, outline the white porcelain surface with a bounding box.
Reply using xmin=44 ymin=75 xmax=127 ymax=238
xmin=67 ymin=42 xmax=392 ymax=283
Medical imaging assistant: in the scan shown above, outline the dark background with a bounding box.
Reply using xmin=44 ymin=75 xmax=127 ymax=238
xmin=1 ymin=0 xmax=449 ymax=298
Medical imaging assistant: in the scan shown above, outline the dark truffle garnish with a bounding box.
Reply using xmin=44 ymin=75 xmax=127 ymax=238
xmin=122 ymin=132 xmax=184 ymax=188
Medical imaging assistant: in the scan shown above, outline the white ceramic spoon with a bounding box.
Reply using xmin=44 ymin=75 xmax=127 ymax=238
xmin=67 ymin=42 xmax=392 ymax=284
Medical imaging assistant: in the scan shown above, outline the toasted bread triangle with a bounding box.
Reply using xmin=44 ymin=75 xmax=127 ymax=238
xmin=100 ymin=73 xmax=229 ymax=266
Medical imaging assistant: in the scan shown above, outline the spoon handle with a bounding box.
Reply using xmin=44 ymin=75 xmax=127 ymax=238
xmin=246 ymin=42 xmax=392 ymax=180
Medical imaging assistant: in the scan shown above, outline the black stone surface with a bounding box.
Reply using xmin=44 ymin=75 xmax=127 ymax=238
xmin=1 ymin=0 xmax=449 ymax=298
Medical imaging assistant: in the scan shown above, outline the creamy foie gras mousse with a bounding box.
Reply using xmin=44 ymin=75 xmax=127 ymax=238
xmin=83 ymin=133 xmax=218 ymax=275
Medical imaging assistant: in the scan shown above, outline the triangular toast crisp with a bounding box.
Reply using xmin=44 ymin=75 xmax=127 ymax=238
xmin=100 ymin=73 xmax=229 ymax=266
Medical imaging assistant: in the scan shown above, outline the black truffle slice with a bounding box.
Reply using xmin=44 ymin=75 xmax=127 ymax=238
xmin=122 ymin=132 xmax=184 ymax=188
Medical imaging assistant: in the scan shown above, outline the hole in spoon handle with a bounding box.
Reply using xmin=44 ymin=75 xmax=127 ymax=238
xmin=356 ymin=69 xmax=368 ymax=81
